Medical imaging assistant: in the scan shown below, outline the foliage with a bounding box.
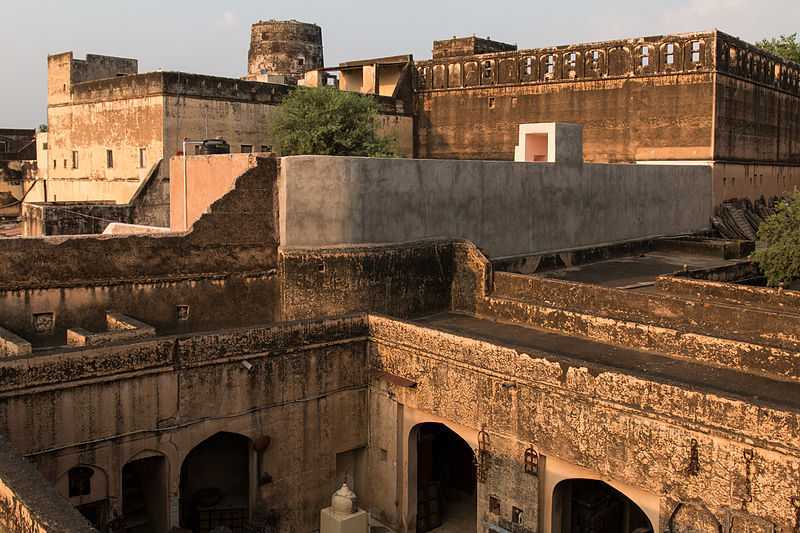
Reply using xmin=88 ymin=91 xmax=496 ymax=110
xmin=752 ymin=192 xmax=800 ymax=286
xmin=271 ymin=86 xmax=396 ymax=157
xmin=756 ymin=33 xmax=800 ymax=63
xmin=37 ymin=124 xmax=48 ymax=133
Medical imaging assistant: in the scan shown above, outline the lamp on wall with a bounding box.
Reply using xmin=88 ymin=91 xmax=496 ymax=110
xmin=524 ymin=446 xmax=539 ymax=476
xmin=474 ymin=427 xmax=491 ymax=484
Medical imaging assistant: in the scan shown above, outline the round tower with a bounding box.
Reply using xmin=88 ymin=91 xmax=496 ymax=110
xmin=248 ymin=20 xmax=324 ymax=84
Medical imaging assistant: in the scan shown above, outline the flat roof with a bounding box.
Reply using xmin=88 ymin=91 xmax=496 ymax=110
xmin=536 ymin=251 xmax=742 ymax=289
xmin=418 ymin=312 xmax=800 ymax=412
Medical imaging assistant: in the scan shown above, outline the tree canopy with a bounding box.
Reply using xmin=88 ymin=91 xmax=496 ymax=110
xmin=752 ymin=192 xmax=800 ymax=287
xmin=271 ymin=86 xmax=395 ymax=157
xmin=756 ymin=33 xmax=800 ymax=63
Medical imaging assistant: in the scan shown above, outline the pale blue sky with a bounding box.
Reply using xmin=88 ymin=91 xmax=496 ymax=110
xmin=1 ymin=0 xmax=797 ymax=126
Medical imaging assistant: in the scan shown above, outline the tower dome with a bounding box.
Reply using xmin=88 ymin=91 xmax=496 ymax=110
xmin=248 ymin=19 xmax=324 ymax=84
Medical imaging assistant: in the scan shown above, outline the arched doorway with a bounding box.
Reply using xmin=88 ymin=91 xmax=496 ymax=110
xmin=179 ymin=432 xmax=252 ymax=533
xmin=412 ymin=423 xmax=476 ymax=533
xmin=553 ymin=479 xmax=653 ymax=533
xmin=121 ymin=454 xmax=168 ymax=533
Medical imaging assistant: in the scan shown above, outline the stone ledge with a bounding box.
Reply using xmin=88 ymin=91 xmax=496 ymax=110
xmin=67 ymin=312 xmax=156 ymax=347
xmin=0 ymin=326 xmax=31 ymax=358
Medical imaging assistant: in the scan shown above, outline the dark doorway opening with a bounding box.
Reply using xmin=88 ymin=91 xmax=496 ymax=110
xmin=121 ymin=455 xmax=168 ymax=533
xmin=553 ymin=479 xmax=653 ymax=533
xmin=415 ymin=423 xmax=476 ymax=533
xmin=179 ymin=432 xmax=251 ymax=533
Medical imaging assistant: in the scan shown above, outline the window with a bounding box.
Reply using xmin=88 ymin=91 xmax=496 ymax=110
xmin=261 ymin=32 xmax=269 ymax=40
xmin=589 ymin=50 xmax=601 ymax=72
xmin=53 ymin=159 xmax=57 ymax=169
xmin=524 ymin=57 xmax=534 ymax=76
xmin=68 ymin=467 xmax=94 ymax=498
xmin=241 ymin=144 xmax=253 ymax=154
xmin=261 ymin=145 xmax=272 ymax=152
xmin=71 ymin=151 xmax=78 ymax=169
xmin=42 ymin=142 xmax=48 ymax=150
xmin=483 ymin=60 xmax=493 ymax=79
xmin=666 ymin=43 xmax=675 ymax=65
xmin=568 ymin=52 xmax=577 ymax=69
xmin=0 ymin=141 xmax=7 ymax=153
xmin=106 ymin=150 xmax=114 ymax=168
xmin=488 ymin=97 xmax=496 ymax=109
xmin=691 ymin=41 xmax=701 ymax=63
xmin=546 ymin=55 xmax=556 ymax=76
xmin=63 ymin=159 xmax=67 ymax=169
xmin=298 ymin=57 xmax=305 ymax=66
xmin=138 ymin=148 xmax=146 ymax=168
xmin=641 ymin=47 xmax=650 ymax=67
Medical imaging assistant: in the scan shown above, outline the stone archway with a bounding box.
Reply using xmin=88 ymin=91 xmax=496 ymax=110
xmin=552 ymin=478 xmax=654 ymax=533
xmin=179 ymin=432 xmax=252 ymax=533
xmin=122 ymin=452 xmax=169 ymax=533
xmin=409 ymin=422 xmax=477 ymax=533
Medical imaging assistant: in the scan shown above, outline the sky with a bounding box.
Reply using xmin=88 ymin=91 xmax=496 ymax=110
xmin=1 ymin=0 xmax=798 ymax=126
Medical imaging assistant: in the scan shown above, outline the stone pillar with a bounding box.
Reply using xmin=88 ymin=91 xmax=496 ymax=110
xmin=320 ymin=483 xmax=369 ymax=533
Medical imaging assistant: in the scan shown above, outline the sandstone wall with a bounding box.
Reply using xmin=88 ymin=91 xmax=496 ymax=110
xmin=280 ymin=240 xmax=457 ymax=321
xmin=279 ymin=155 xmax=713 ymax=258
xmin=415 ymin=32 xmax=716 ymax=162
xmin=0 ymin=317 xmax=369 ymax=533
xmin=367 ymin=315 xmax=800 ymax=531
xmin=0 ymin=434 xmax=95 ymax=533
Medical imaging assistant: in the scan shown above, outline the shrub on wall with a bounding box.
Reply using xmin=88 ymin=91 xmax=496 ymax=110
xmin=752 ymin=191 xmax=800 ymax=286
xmin=271 ymin=86 xmax=395 ymax=157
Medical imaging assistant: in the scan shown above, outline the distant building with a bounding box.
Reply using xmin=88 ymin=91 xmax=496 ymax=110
xmin=246 ymin=19 xmax=324 ymax=84
xmin=0 ymin=129 xmax=36 ymax=219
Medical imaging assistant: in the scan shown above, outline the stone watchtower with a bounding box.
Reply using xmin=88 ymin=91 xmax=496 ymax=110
xmin=248 ymin=20 xmax=324 ymax=84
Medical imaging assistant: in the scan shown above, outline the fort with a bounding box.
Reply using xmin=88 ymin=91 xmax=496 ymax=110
xmin=0 ymin=16 xmax=800 ymax=533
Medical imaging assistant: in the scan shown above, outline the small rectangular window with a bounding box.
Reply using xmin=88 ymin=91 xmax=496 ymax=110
xmin=42 ymin=142 xmax=48 ymax=150
xmin=53 ymin=159 xmax=57 ymax=169
xmin=524 ymin=57 xmax=533 ymax=76
xmin=641 ymin=48 xmax=650 ymax=67
xmin=691 ymin=41 xmax=701 ymax=63
xmin=0 ymin=141 xmax=7 ymax=152
xmin=488 ymin=97 xmax=496 ymax=109
xmin=106 ymin=149 xmax=114 ymax=169
xmin=546 ymin=55 xmax=556 ymax=75
xmin=63 ymin=159 xmax=67 ymax=169
xmin=71 ymin=151 xmax=78 ymax=169
xmin=138 ymin=148 xmax=146 ymax=168
xmin=241 ymin=144 xmax=253 ymax=154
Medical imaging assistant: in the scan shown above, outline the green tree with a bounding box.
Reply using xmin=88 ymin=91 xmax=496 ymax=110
xmin=752 ymin=192 xmax=800 ymax=286
xmin=756 ymin=33 xmax=800 ymax=63
xmin=271 ymin=86 xmax=395 ymax=157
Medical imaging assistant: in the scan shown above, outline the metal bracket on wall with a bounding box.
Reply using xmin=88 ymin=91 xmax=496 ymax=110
xmin=524 ymin=446 xmax=539 ymax=476
xmin=686 ymin=438 xmax=701 ymax=477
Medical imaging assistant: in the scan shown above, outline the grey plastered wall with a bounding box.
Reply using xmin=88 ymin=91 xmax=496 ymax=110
xmin=279 ymin=156 xmax=712 ymax=258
